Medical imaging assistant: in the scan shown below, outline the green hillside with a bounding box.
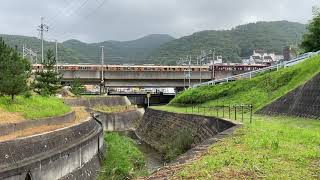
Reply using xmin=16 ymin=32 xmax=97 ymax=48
xmin=150 ymin=21 xmax=306 ymax=64
xmin=0 ymin=34 xmax=174 ymax=64
xmin=1 ymin=21 xmax=306 ymax=65
xmin=0 ymin=34 xmax=81 ymax=63
xmin=153 ymin=56 xmax=320 ymax=179
xmin=170 ymin=55 xmax=320 ymax=110
xmin=63 ymin=34 xmax=175 ymax=64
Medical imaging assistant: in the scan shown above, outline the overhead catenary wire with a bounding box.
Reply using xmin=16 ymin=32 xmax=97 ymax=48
xmin=46 ymin=0 xmax=109 ymax=42
xmin=45 ymin=0 xmax=80 ymax=25
xmin=31 ymin=0 xmax=109 ymax=63
xmin=46 ymin=0 xmax=91 ymax=29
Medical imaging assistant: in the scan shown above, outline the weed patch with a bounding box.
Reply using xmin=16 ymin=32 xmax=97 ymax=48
xmin=0 ymin=96 xmax=70 ymax=119
xmin=99 ymin=132 xmax=148 ymax=180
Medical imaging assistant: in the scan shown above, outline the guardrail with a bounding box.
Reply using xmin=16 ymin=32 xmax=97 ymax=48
xmin=185 ymin=104 xmax=254 ymax=123
xmin=194 ymin=51 xmax=320 ymax=88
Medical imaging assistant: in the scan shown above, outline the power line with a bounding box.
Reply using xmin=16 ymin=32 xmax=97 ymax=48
xmin=47 ymin=0 xmax=109 ymax=42
xmin=45 ymin=0 xmax=80 ymax=25
xmin=38 ymin=17 xmax=49 ymax=63
xmin=46 ymin=0 xmax=91 ymax=28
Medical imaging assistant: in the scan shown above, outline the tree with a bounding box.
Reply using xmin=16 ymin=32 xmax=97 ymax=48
xmin=0 ymin=38 xmax=31 ymax=100
xmin=32 ymin=49 xmax=62 ymax=96
xmin=70 ymin=78 xmax=85 ymax=96
xmin=301 ymin=7 xmax=320 ymax=52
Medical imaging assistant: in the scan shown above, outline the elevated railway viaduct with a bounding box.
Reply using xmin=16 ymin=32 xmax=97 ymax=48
xmin=32 ymin=64 xmax=267 ymax=88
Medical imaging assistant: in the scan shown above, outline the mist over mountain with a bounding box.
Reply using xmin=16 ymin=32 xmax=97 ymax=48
xmin=0 ymin=21 xmax=306 ymax=65
xmin=149 ymin=21 xmax=306 ymax=65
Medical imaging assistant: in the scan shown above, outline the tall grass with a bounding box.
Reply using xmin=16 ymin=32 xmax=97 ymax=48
xmin=0 ymin=96 xmax=71 ymax=119
xmin=99 ymin=132 xmax=147 ymax=180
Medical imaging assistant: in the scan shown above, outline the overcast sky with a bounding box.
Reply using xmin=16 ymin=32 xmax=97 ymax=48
xmin=0 ymin=0 xmax=319 ymax=43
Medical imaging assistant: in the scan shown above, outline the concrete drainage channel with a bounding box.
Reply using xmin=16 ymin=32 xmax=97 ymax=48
xmin=90 ymin=97 xmax=239 ymax=178
xmin=0 ymin=97 xmax=239 ymax=180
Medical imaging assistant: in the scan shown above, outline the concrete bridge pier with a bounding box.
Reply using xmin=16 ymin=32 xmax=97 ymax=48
xmin=100 ymin=81 xmax=107 ymax=95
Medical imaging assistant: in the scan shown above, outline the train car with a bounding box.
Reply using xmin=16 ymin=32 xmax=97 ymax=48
xmin=32 ymin=64 xmax=268 ymax=73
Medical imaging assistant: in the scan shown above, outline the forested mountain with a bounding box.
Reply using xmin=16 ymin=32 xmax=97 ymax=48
xmin=0 ymin=34 xmax=174 ymax=64
xmin=0 ymin=21 xmax=306 ymax=65
xmin=0 ymin=34 xmax=80 ymax=63
xmin=149 ymin=21 xmax=306 ymax=64
xmin=63 ymin=34 xmax=175 ymax=64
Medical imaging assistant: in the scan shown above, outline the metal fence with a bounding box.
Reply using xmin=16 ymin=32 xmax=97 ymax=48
xmin=194 ymin=51 xmax=320 ymax=88
xmin=185 ymin=104 xmax=253 ymax=123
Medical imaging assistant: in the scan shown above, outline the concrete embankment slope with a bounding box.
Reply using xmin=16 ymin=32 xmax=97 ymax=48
xmin=259 ymin=73 xmax=320 ymax=119
xmin=64 ymin=96 xmax=131 ymax=107
xmin=66 ymin=96 xmax=144 ymax=131
xmin=94 ymin=108 xmax=145 ymax=131
xmin=0 ymin=118 xmax=104 ymax=180
xmin=136 ymin=109 xmax=237 ymax=158
xmin=0 ymin=96 xmax=137 ymax=180
xmin=0 ymin=111 xmax=75 ymax=137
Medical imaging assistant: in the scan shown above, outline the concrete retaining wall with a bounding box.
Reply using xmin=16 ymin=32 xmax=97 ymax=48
xmin=258 ymin=73 xmax=320 ymax=119
xmin=64 ymin=96 xmax=131 ymax=107
xmin=94 ymin=108 xmax=144 ymax=131
xmin=0 ymin=118 xmax=104 ymax=180
xmin=0 ymin=111 xmax=76 ymax=136
xmin=136 ymin=108 xmax=236 ymax=153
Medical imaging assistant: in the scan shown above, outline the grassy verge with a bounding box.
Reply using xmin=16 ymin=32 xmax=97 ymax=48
xmin=92 ymin=105 xmax=137 ymax=113
xmin=99 ymin=132 xmax=148 ymax=180
xmin=176 ymin=115 xmax=320 ymax=179
xmin=153 ymin=105 xmax=320 ymax=179
xmin=0 ymin=96 xmax=71 ymax=119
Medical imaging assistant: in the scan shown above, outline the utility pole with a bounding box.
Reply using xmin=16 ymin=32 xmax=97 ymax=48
xmin=55 ymin=40 xmax=58 ymax=73
xmin=200 ymin=50 xmax=204 ymax=84
xmin=100 ymin=46 xmax=105 ymax=94
xmin=38 ymin=17 xmax=49 ymax=63
xmin=211 ymin=49 xmax=215 ymax=80
xmin=22 ymin=44 xmax=25 ymax=59
xmin=183 ymin=70 xmax=186 ymax=90
xmin=188 ymin=55 xmax=191 ymax=87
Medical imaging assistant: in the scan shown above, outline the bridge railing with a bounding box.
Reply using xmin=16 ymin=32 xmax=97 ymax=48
xmin=193 ymin=51 xmax=320 ymax=88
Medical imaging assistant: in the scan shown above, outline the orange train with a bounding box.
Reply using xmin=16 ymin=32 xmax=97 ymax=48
xmin=32 ymin=64 xmax=267 ymax=72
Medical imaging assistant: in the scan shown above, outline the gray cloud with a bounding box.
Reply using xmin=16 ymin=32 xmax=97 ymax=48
xmin=0 ymin=0 xmax=318 ymax=42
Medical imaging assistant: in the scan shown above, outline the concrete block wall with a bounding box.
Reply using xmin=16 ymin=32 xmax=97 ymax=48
xmin=0 ymin=118 xmax=104 ymax=180
xmin=0 ymin=111 xmax=76 ymax=136
xmin=136 ymin=108 xmax=235 ymax=153
xmin=258 ymin=73 xmax=320 ymax=119
xmin=64 ymin=96 xmax=131 ymax=107
xmin=94 ymin=108 xmax=145 ymax=131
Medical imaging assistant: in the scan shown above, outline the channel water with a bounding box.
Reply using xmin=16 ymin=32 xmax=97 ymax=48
xmin=118 ymin=131 xmax=164 ymax=173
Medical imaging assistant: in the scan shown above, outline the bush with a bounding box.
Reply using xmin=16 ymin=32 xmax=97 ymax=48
xmin=23 ymin=91 xmax=32 ymax=99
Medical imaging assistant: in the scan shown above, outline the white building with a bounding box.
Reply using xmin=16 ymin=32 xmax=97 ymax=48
xmin=210 ymin=56 xmax=223 ymax=65
xmin=249 ymin=50 xmax=283 ymax=64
